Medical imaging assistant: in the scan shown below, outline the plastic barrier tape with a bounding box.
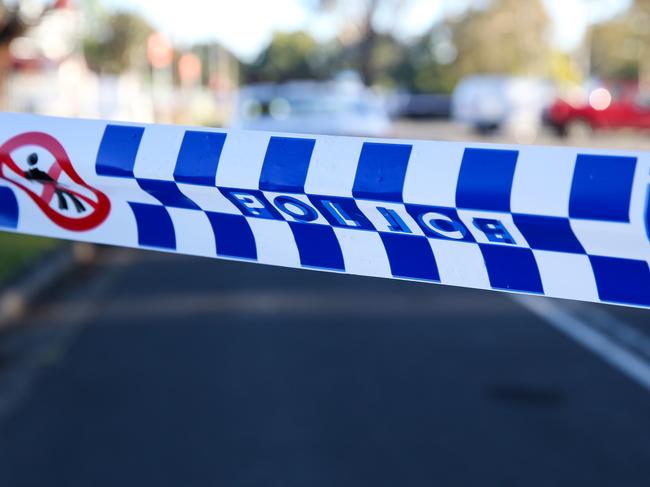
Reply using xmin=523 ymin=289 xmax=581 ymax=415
xmin=0 ymin=113 xmax=649 ymax=308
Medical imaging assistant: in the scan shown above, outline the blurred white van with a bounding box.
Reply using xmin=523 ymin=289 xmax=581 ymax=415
xmin=451 ymin=75 xmax=555 ymax=140
xmin=230 ymin=80 xmax=391 ymax=137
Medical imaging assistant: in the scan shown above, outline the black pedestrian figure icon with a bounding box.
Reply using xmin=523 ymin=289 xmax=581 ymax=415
xmin=24 ymin=152 xmax=86 ymax=213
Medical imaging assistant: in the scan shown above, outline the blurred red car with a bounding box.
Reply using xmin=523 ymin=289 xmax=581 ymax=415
xmin=546 ymin=81 xmax=650 ymax=137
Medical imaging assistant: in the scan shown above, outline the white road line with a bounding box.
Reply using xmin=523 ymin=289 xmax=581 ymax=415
xmin=512 ymin=295 xmax=650 ymax=393
xmin=570 ymin=305 xmax=650 ymax=360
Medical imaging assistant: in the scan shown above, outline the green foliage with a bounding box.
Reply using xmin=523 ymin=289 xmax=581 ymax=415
xmin=244 ymin=31 xmax=324 ymax=82
xmin=243 ymin=29 xmax=456 ymax=93
xmin=448 ymin=0 xmax=551 ymax=78
xmin=83 ymin=11 xmax=153 ymax=74
xmin=588 ymin=0 xmax=650 ymax=82
xmin=246 ymin=0 xmax=554 ymax=93
xmin=388 ymin=35 xmax=455 ymax=93
xmin=387 ymin=0 xmax=552 ymax=93
xmin=0 ymin=233 xmax=59 ymax=283
xmin=590 ymin=20 xmax=639 ymax=79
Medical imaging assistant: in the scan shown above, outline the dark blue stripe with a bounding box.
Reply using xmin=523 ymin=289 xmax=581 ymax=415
xmin=259 ymin=137 xmax=315 ymax=193
xmin=479 ymin=244 xmax=543 ymax=293
xmin=137 ymin=179 xmax=200 ymax=210
xmin=512 ymin=214 xmax=585 ymax=254
xmin=129 ymin=203 xmax=176 ymax=249
xmin=569 ymin=154 xmax=637 ymax=222
xmin=289 ymin=223 xmax=345 ymax=271
xmin=352 ymin=142 xmax=412 ymax=202
xmin=646 ymin=181 xmax=650 ymax=243
xmin=589 ymin=256 xmax=650 ymax=307
xmin=96 ymin=125 xmax=144 ymax=178
xmin=174 ymin=130 xmax=227 ymax=186
xmin=206 ymin=212 xmax=257 ymax=260
xmin=0 ymin=187 xmax=19 ymax=229
xmin=380 ymin=233 xmax=440 ymax=281
xmin=456 ymin=148 xmax=518 ymax=212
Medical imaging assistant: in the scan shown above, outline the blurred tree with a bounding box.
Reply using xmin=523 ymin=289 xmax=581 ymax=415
xmin=0 ymin=0 xmax=52 ymax=108
xmin=0 ymin=2 xmax=26 ymax=45
xmin=244 ymin=31 xmax=325 ymax=82
xmin=588 ymin=0 xmax=650 ymax=84
xmin=1 ymin=2 xmax=26 ymax=109
xmin=308 ymin=0 xmax=414 ymax=85
xmin=330 ymin=32 xmax=406 ymax=87
xmin=589 ymin=19 xmax=638 ymax=80
xmin=448 ymin=0 xmax=551 ymax=78
xmin=307 ymin=0 xmax=551 ymax=89
xmin=83 ymin=11 xmax=153 ymax=74
xmin=387 ymin=0 xmax=552 ymax=94
xmin=389 ymin=33 xmax=457 ymax=93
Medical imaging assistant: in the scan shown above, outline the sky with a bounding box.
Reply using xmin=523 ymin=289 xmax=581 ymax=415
xmin=101 ymin=0 xmax=633 ymax=60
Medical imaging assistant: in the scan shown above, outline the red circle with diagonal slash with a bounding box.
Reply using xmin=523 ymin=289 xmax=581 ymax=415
xmin=0 ymin=132 xmax=110 ymax=231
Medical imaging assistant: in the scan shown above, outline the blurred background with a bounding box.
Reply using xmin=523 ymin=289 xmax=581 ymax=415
xmin=1 ymin=2 xmax=650 ymax=486
xmin=0 ymin=0 xmax=649 ymax=145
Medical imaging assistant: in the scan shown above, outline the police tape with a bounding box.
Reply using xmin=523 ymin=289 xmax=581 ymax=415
xmin=0 ymin=112 xmax=648 ymax=308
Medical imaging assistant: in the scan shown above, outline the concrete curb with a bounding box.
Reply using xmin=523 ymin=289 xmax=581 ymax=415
xmin=0 ymin=243 xmax=96 ymax=328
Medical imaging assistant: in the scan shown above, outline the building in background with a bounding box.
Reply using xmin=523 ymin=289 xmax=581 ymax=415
xmin=1 ymin=0 xmax=239 ymax=125
xmin=3 ymin=0 xmax=156 ymax=121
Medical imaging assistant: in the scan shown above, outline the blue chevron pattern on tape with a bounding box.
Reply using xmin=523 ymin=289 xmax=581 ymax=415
xmin=0 ymin=114 xmax=648 ymax=308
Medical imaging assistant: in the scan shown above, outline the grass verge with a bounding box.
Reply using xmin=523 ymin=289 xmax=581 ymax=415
xmin=0 ymin=232 xmax=60 ymax=284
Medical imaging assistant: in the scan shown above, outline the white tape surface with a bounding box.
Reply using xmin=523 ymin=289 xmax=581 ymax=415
xmin=0 ymin=113 xmax=648 ymax=308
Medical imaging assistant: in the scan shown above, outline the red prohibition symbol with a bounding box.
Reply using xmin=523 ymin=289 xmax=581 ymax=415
xmin=0 ymin=132 xmax=110 ymax=231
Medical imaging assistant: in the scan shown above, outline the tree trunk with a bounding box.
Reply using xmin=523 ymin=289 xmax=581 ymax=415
xmin=0 ymin=44 xmax=10 ymax=110
xmin=357 ymin=0 xmax=380 ymax=86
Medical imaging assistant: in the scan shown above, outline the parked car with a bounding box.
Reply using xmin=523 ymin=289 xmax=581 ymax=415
xmin=388 ymin=92 xmax=451 ymax=119
xmin=230 ymin=80 xmax=391 ymax=137
xmin=451 ymin=75 xmax=555 ymax=138
xmin=546 ymin=81 xmax=650 ymax=137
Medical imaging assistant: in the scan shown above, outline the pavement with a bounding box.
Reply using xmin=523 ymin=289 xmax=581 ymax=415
xmin=392 ymin=120 xmax=650 ymax=150
xmin=0 ymin=121 xmax=649 ymax=486
xmin=0 ymin=245 xmax=649 ymax=487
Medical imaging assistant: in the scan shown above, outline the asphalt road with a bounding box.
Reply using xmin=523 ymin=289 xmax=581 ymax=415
xmin=0 ymin=245 xmax=649 ymax=487
xmin=0 ymin=121 xmax=649 ymax=487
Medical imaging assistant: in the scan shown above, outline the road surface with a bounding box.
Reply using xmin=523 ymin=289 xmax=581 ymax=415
xmin=0 ymin=245 xmax=649 ymax=487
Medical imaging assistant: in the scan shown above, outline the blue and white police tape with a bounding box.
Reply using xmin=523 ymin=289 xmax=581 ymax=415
xmin=0 ymin=112 xmax=648 ymax=308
